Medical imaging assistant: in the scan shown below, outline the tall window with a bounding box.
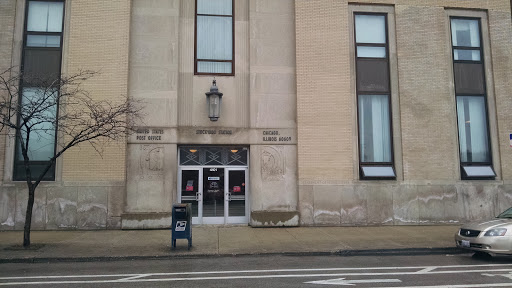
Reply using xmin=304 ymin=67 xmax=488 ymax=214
xmin=14 ymin=0 xmax=64 ymax=181
xmin=354 ymin=13 xmax=395 ymax=180
xmin=450 ymin=17 xmax=495 ymax=179
xmin=195 ymin=0 xmax=234 ymax=75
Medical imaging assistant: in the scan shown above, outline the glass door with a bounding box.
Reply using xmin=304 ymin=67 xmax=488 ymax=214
xmin=179 ymin=168 xmax=201 ymax=224
xmin=202 ymin=167 xmax=225 ymax=224
xmin=178 ymin=166 xmax=248 ymax=224
xmin=226 ymin=168 xmax=248 ymax=224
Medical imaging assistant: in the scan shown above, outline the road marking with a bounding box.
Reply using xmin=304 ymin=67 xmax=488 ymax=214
xmin=0 ymin=274 xmax=405 ymax=286
xmin=0 ymin=268 xmax=512 ymax=285
xmin=117 ymin=274 xmax=150 ymax=281
xmin=306 ymin=277 xmax=402 ymax=286
xmin=1 ymin=263 xmax=511 ymax=280
xmin=1 ymin=268 xmax=512 ymax=286
xmin=416 ymin=267 xmax=437 ymax=273
xmin=375 ymin=284 xmax=512 ymax=288
xmin=483 ymin=272 xmax=512 ymax=280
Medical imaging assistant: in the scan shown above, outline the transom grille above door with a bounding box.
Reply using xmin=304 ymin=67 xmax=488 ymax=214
xmin=179 ymin=146 xmax=248 ymax=166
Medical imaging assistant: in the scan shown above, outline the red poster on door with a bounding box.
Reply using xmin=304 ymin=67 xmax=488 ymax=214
xmin=233 ymin=186 xmax=241 ymax=192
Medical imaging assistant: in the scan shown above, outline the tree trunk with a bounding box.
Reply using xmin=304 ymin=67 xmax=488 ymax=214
xmin=23 ymin=187 xmax=35 ymax=247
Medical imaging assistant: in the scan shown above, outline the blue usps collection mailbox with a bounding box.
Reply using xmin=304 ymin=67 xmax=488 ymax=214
xmin=171 ymin=203 xmax=192 ymax=250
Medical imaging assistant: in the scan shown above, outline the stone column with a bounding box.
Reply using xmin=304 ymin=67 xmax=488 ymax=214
xmin=249 ymin=0 xmax=298 ymax=226
xmin=123 ymin=0 xmax=180 ymax=229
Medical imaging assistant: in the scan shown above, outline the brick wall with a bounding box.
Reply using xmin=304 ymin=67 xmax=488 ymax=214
xmin=488 ymin=9 xmax=512 ymax=180
xmin=296 ymin=0 xmax=512 ymax=182
xmin=395 ymin=5 xmax=458 ymax=180
xmin=63 ymin=0 xmax=131 ymax=181
xmin=296 ymin=0 xmax=353 ymax=181
xmin=0 ymin=0 xmax=16 ymax=182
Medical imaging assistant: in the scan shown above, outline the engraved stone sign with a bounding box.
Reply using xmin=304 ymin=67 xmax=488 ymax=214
xmin=261 ymin=146 xmax=285 ymax=181
xmin=139 ymin=145 xmax=164 ymax=180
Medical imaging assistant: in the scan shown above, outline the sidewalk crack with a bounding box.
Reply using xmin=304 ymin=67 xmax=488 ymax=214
xmin=285 ymin=228 xmax=304 ymax=247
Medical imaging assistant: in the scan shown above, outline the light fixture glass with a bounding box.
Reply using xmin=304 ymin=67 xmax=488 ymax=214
xmin=205 ymin=79 xmax=223 ymax=121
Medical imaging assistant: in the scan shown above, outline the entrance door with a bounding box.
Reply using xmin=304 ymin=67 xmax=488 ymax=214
xmin=179 ymin=168 xmax=201 ymax=224
xmin=226 ymin=168 xmax=248 ymax=224
xmin=178 ymin=167 xmax=248 ymax=224
xmin=202 ymin=167 xmax=225 ymax=224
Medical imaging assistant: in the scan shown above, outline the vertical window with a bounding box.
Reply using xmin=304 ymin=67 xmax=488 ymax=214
xmin=450 ymin=17 xmax=495 ymax=179
xmin=195 ymin=0 xmax=234 ymax=75
xmin=354 ymin=13 xmax=395 ymax=180
xmin=14 ymin=0 xmax=64 ymax=181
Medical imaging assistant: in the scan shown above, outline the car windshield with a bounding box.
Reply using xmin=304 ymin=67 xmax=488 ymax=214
xmin=496 ymin=207 xmax=512 ymax=219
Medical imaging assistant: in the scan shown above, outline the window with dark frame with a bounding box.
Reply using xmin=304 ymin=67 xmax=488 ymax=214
xmin=354 ymin=13 xmax=396 ymax=180
xmin=195 ymin=0 xmax=234 ymax=75
xmin=450 ymin=17 xmax=495 ymax=180
xmin=13 ymin=0 xmax=65 ymax=181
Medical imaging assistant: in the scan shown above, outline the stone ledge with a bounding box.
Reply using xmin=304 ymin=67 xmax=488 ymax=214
xmin=250 ymin=211 xmax=299 ymax=227
xmin=121 ymin=213 xmax=172 ymax=229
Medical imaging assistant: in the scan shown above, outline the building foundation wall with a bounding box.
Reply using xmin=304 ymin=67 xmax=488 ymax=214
xmin=299 ymin=183 xmax=512 ymax=226
xmin=0 ymin=182 xmax=125 ymax=230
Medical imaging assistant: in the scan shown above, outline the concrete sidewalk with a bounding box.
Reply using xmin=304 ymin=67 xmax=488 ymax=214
xmin=0 ymin=225 xmax=461 ymax=262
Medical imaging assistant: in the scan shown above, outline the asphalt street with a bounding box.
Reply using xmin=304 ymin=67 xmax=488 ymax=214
xmin=1 ymin=253 xmax=512 ymax=287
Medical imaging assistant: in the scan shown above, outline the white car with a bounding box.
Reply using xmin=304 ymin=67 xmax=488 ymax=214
xmin=455 ymin=207 xmax=512 ymax=256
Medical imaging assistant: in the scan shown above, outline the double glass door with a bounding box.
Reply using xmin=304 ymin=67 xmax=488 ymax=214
xmin=179 ymin=167 xmax=248 ymax=224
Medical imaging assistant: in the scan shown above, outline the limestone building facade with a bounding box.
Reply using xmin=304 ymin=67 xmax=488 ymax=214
xmin=0 ymin=0 xmax=511 ymax=230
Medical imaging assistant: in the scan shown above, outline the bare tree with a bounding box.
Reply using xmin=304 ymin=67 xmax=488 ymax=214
xmin=0 ymin=67 xmax=142 ymax=247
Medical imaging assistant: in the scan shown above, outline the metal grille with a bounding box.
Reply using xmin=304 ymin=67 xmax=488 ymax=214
xmin=459 ymin=229 xmax=481 ymax=237
xmin=179 ymin=146 xmax=248 ymax=166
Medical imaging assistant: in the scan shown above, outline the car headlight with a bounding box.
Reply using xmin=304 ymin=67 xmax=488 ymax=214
xmin=484 ymin=228 xmax=507 ymax=236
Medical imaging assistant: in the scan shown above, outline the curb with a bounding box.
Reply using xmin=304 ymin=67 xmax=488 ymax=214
xmin=334 ymin=247 xmax=466 ymax=256
xmin=0 ymin=247 xmax=465 ymax=264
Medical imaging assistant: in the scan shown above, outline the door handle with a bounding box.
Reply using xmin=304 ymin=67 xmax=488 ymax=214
xmin=227 ymin=192 xmax=232 ymax=201
xmin=195 ymin=192 xmax=201 ymax=201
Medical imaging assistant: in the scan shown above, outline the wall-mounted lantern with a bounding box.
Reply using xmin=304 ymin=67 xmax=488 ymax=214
xmin=205 ymin=79 xmax=223 ymax=121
